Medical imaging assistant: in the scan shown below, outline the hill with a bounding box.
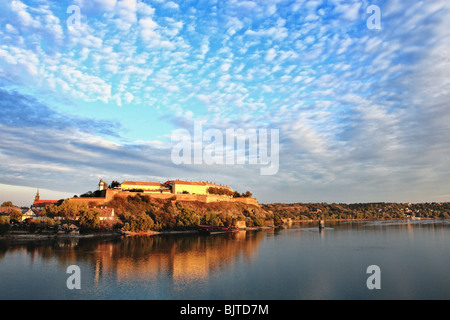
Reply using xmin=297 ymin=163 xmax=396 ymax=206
xmin=262 ymin=202 xmax=450 ymax=221
xmin=105 ymin=193 xmax=269 ymax=232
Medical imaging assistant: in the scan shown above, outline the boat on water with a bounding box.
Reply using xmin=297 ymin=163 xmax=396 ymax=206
xmin=198 ymin=225 xmax=239 ymax=235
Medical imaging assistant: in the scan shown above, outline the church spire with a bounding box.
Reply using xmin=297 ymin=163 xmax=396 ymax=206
xmin=99 ymin=179 xmax=106 ymax=191
xmin=35 ymin=190 xmax=40 ymax=202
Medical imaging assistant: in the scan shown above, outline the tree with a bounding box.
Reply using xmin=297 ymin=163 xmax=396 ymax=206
xmin=59 ymin=200 xmax=86 ymax=220
xmin=0 ymin=216 xmax=10 ymax=235
xmin=123 ymin=213 xmax=154 ymax=232
xmin=109 ymin=181 xmax=121 ymax=189
xmin=9 ymin=209 xmax=22 ymax=223
xmin=79 ymin=208 xmax=101 ymax=230
xmin=273 ymin=213 xmax=284 ymax=227
xmin=1 ymin=201 xmax=15 ymax=207
xmin=42 ymin=204 xmax=59 ymax=218
xmin=80 ymin=191 xmax=93 ymax=197
xmin=201 ymin=212 xmax=223 ymax=226
xmin=176 ymin=207 xmax=200 ymax=229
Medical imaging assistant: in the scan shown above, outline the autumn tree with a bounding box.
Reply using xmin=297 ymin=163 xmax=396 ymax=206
xmin=1 ymin=201 xmax=15 ymax=207
xmin=79 ymin=208 xmax=101 ymax=230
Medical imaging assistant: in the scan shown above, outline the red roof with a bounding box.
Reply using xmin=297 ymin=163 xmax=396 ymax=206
xmin=32 ymin=200 xmax=58 ymax=207
xmin=121 ymin=181 xmax=161 ymax=186
xmin=164 ymin=180 xmax=206 ymax=186
xmin=0 ymin=207 xmax=20 ymax=214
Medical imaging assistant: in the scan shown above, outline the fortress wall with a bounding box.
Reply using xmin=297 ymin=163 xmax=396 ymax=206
xmin=109 ymin=190 xmax=175 ymax=201
xmin=69 ymin=190 xmax=258 ymax=206
xmin=234 ymin=197 xmax=259 ymax=206
xmin=68 ymin=197 xmax=107 ymax=206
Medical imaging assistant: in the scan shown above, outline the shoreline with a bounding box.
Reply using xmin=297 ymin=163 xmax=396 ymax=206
xmin=0 ymin=231 xmax=123 ymax=242
xmin=0 ymin=217 xmax=444 ymax=242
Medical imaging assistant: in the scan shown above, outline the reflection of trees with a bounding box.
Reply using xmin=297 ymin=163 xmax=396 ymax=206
xmin=0 ymin=231 xmax=266 ymax=284
xmin=105 ymin=231 xmax=265 ymax=283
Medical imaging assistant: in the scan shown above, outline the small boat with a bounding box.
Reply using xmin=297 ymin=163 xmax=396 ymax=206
xmin=198 ymin=225 xmax=238 ymax=235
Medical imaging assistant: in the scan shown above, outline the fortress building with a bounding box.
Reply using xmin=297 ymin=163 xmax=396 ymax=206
xmin=68 ymin=179 xmax=256 ymax=207
xmin=121 ymin=181 xmax=165 ymax=192
xmin=163 ymin=180 xmax=233 ymax=195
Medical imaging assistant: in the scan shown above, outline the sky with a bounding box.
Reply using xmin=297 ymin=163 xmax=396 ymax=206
xmin=0 ymin=0 xmax=449 ymax=206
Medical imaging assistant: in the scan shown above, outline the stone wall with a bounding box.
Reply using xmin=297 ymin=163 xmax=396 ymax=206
xmin=68 ymin=197 xmax=108 ymax=207
xmin=68 ymin=189 xmax=258 ymax=206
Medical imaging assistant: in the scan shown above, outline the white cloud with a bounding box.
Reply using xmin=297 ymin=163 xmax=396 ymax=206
xmin=5 ymin=24 xmax=19 ymax=34
xmin=264 ymin=48 xmax=277 ymax=62
xmin=75 ymin=0 xmax=117 ymax=11
xmin=226 ymin=17 xmax=244 ymax=36
xmin=10 ymin=0 xmax=40 ymax=28
xmin=165 ymin=1 xmax=179 ymax=10
xmin=334 ymin=1 xmax=362 ymax=21
xmin=245 ymin=26 xmax=288 ymax=41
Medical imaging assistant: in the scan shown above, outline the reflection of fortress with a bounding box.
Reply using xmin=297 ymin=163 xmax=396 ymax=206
xmin=69 ymin=179 xmax=258 ymax=206
xmin=86 ymin=231 xmax=264 ymax=285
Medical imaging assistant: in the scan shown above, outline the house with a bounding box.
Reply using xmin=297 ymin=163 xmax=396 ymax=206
xmin=94 ymin=207 xmax=116 ymax=221
xmin=21 ymin=208 xmax=40 ymax=222
xmin=61 ymin=223 xmax=79 ymax=232
xmin=31 ymin=190 xmax=58 ymax=210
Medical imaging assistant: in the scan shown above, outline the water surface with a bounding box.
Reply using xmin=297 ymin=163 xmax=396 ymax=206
xmin=0 ymin=219 xmax=449 ymax=300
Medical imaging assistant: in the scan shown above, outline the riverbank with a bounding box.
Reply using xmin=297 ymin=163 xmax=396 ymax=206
xmin=0 ymin=225 xmax=277 ymax=242
xmin=0 ymin=230 xmax=123 ymax=242
xmin=2 ymin=217 xmax=441 ymax=242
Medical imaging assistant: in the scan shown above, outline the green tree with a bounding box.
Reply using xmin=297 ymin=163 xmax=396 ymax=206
xmin=201 ymin=212 xmax=223 ymax=226
xmin=58 ymin=200 xmax=86 ymax=220
xmin=123 ymin=213 xmax=154 ymax=232
xmin=42 ymin=204 xmax=59 ymax=218
xmin=273 ymin=213 xmax=284 ymax=227
xmin=109 ymin=181 xmax=121 ymax=189
xmin=176 ymin=207 xmax=200 ymax=229
xmin=251 ymin=215 xmax=264 ymax=227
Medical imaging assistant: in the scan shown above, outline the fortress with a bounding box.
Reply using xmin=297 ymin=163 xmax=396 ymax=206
xmin=68 ymin=179 xmax=258 ymax=207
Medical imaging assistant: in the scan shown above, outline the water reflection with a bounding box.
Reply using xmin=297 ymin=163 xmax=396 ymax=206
xmin=0 ymin=220 xmax=449 ymax=299
xmin=0 ymin=230 xmax=266 ymax=287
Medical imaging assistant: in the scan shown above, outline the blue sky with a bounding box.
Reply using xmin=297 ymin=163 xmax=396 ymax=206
xmin=0 ymin=0 xmax=450 ymax=206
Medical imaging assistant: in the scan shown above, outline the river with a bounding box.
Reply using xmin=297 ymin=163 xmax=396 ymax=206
xmin=0 ymin=219 xmax=449 ymax=300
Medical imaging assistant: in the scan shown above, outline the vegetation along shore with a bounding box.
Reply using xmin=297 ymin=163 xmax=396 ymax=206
xmin=1 ymin=195 xmax=449 ymax=241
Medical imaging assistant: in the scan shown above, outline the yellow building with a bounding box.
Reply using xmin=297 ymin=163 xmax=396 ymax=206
xmin=120 ymin=181 xmax=162 ymax=192
xmin=164 ymin=180 xmax=208 ymax=195
xmin=163 ymin=180 xmax=233 ymax=195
